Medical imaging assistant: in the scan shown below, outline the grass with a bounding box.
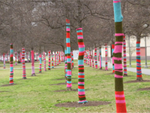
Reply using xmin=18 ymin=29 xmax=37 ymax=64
xmin=0 ymin=60 xmax=150 ymax=112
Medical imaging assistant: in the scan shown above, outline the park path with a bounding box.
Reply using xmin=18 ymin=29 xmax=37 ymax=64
xmin=100 ymin=61 xmax=150 ymax=75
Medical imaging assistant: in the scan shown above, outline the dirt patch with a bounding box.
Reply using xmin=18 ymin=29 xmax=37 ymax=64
xmin=54 ymin=89 xmax=78 ymax=92
xmin=55 ymin=101 xmax=111 ymax=107
xmin=1 ymin=84 xmax=16 ymax=87
xmin=138 ymin=87 xmax=150 ymax=91
xmin=50 ymin=83 xmax=77 ymax=85
xmin=124 ymin=80 xmax=150 ymax=83
xmin=0 ymin=91 xmax=9 ymax=92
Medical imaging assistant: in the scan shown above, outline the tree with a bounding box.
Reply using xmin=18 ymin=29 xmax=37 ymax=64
xmin=113 ymin=0 xmax=127 ymax=112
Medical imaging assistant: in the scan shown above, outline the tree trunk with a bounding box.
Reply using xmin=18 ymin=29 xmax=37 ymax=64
xmin=105 ymin=44 xmax=108 ymax=71
xmin=22 ymin=48 xmax=27 ymax=79
xmin=112 ymin=44 xmax=115 ymax=73
xmin=31 ymin=50 xmax=36 ymax=76
xmin=99 ymin=46 xmax=102 ymax=69
xmin=39 ymin=54 xmax=42 ymax=73
xmin=48 ymin=51 xmax=51 ymax=70
xmin=66 ymin=19 xmax=72 ymax=90
xmin=113 ymin=0 xmax=127 ymax=112
xmin=9 ymin=44 xmax=14 ymax=84
xmin=52 ymin=53 xmax=54 ymax=68
xmin=123 ymin=36 xmax=127 ymax=76
xmin=136 ymin=38 xmax=143 ymax=81
xmin=95 ymin=47 xmax=98 ymax=69
xmin=65 ymin=49 xmax=67 ymax=78
xmin=76 ymin=28 xmax=88 ymax=104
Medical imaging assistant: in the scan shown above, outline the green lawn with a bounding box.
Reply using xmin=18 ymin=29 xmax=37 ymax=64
xmin=0 ymin=60 xmax=150 ymax=112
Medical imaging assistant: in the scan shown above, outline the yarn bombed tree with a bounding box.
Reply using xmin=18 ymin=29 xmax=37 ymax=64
xmin=52 ymin=53 xmax=54 ymax=68
xmin=9 ymin=44 xmax=14 ymax=84
xmin=76 ymin=28 xmax=88 ymax=104
xmin=39 ymin=54 xmax=42 ymax=73
xmin=71 ymin=52 xmax=74 ymax=68
xmin=105 ymin=44 xmax=108 ymax=71
xmin=136 ymin=39 xmax=142 ymax=80
xmin=113 ymin=0 xmax=127 ymax=112
xmin=48 ymin=51 xmax=51 ymax=70
xmin=66 ymin=19 xmax=72 ymax=90
xmin=112 ymin=44 xmax=115 ymax=73
xmin=95 ymin=48 xmax=98 ymax=69
xmin=123 ymin=36 xmax=127 ymax=76
xmin=65 ymin=49 xmax=67 ymax=78
xmin=99 ymin=47 xmax=102 ymax=69
xmin=22 ymin=48 xmax=27 ymax=79
xmin=31 ymin=50 xmax=36 ymax=76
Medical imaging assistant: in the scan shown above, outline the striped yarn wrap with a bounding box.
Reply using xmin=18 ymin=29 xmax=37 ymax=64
xmin=15 ymin=52 xmax=17 ymax=65
xmin=92 ymin=50 xmax=94 ymax=68
xmin=65 ymin=49 xmax=67 ymax=78
xmin=52 ymin=53 xmax=54 ymax=68
xmin=43 ymin=52 xmax=46 ymax=71
xmin=20 ymin=52 xmax=22 ymax=63
xmin=136 ymin=41 xmax=142 ymax=79
xmin=77 ymin=28 xmax=88 ymax=104
xmin=3 ymin=53 xmax=5 ymax=69
xmin=54 ymin=53 xmax=56 ymax=66
xmin=112 ymin=44 xmax=115 ymax=73
xmin=123 ymin=36 xmax=127 ymax=76
xmin=113 ymin=0 xmax=127 ymax=112
xmin=39 ymin=54 xmax=42 ymax=73
xmin=99 ymin=47 xmax=102 ymax=69
xmin=71 ymin=52 xmax=74 ymax=68
xmin=59 ymin=52 xmax=61 ymax=64
xmin=48 ymin=51 xmax=51 ymax=70
xmin=22 ymin=48 xmax=26 ymax=79
xmin=89 ymin=51 xmax=91 ymax=67
xmin=66 ymin=19 xmax=72 ymax=88
xmin=95 ymin=48 xmax=98 ymax=69
xmin=105 ymin=44 xmax=108 ymax=70
xmin=9 ymin=44 xmax=14 ymax=84
xmin=31 ymin=50 xmax=35 ymax=75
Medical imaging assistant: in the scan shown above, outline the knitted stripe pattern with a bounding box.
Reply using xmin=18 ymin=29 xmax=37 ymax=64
xmin=123 ymin=36 xmax=127 ymax=76
xmin=39 ymin=54 xmax=42 ymax=73
xmin=105 ymin=44 xmax=108 ymax=70
xmin=136 ymin=41 xmax=142 ymax=79
xmin=76 ymin=28 xmax=88 ymax=104
xmin=22 ymin=48 xmax=26 ymax=79
xmin=48 ymin=51 xmax=51 ymax=70
xmin=112 ymin=44 xmax=115 ymax=73
xmin=9 ymin=44 xmax=14 ymax=84
xmin=66 ymin=19 xmax=72 ymax=88
xmin=113 ymin=0 xmax=127 ymax=112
